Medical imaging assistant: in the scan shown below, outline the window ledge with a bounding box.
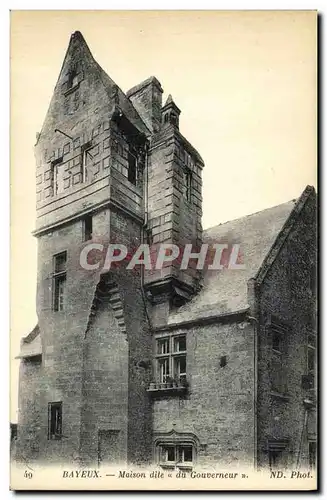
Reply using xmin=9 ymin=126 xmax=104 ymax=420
xmin=270 ymin=391 xmax=290 ymax=401
xmin=147 ymin=382 xmax=188 ymax=397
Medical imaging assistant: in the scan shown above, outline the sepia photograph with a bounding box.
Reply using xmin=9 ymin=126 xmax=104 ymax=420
xmin=10 ymin=10 xmax=317 ymax=491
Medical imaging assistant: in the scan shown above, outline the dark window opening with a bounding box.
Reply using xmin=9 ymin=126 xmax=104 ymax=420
xmin=269 ymin=450 xmax=282 ymax=470
xmin=308 ymin=347 xmax=315 ymax=373
xmin=83 ymin=215 xmax=93 ymax=241
xmin=128 ymin=151 xmax=137 ymax=185
xmin=183 ymin=169 xmax=192 ymax=202
xmin=170 ymin=114 xmax=178 ymax=126
xmin=48 ymin=402 xmax=62 ymax=440
xmin=272 ymin=330 xmax=283 ymax=352
xmin=220 ymin=355 xmax=227 ymax=368
xmin=164 ymin=113 xmax=169 ymax=123
xmin=309 ymin=442 xmax=316 ymax=470
xmin=53 ymin=252 xmax=67 ymax=312
xmin=68 ymin=70 xmax=79 ymax=89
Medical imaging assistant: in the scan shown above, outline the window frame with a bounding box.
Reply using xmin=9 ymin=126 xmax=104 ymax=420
xmin=51 ymin=157 xmax=63 ymax=196
xmin=127 ymin=150 xmax=138 ymax=185
xmin=48 ymin=401 xmax=63 ymax=440
xmin=155 ymin=334 xmax=187 ymax=384
xmin=157 ymin=442 xmax=194 ymax=470
xmin=182 ymin=168 xmax=192 ymax=203
xmin=83 ymin=214 xmax=93 ymax=242
xmin=53 ymin=251 xmax=67 ymax=312
xmin=81 ymin=141 xmax=93 ymax=183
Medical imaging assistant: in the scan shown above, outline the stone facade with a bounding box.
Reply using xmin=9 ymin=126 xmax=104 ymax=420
xmin=16 ymin=31 xmax=317 ymax=472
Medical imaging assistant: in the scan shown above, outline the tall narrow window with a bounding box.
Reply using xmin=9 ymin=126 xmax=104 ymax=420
xmin=183 ymin=169 xmax=192 ymax=202
xmin=307 ymin=333 xmax=316 ymax=389
xmin=51 ymin=156 xmax=63 ymax=196
xmin=128 ymin=151 xmax=137 ymax=185
xmin=53 ymin=251 xmax=67 ymax=312
xmin=48 ymin=402 xmax=62 ymax=440
xmin=269 ymin=317 xmax=288 ymax=394
xmin=81 ymin=141 xmax=93 ymax=183
xmin=309 ymin=441 xmax=317 ymax=470
xmin=83 ymin=215 xmax=93 ymax=241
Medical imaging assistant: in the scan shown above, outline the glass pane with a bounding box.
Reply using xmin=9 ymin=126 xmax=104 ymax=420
xmin=54 ymin=252 xmax=67 ymax=273
xmin=174 ymin=356 xmax=186 ymax=379
xmin=161 ymin=445 xmax=175 ymax=462
xmin=181 ymin=446 xmax=193 ymax=462
xmin=157 ymin=338 xmax=170 ymax=354
xmin=174 ymin=336 xmax=186 ymax=352
xmin=158 ymin=358 xmax=170 ymax=382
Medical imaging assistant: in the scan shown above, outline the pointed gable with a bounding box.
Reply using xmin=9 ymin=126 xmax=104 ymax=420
xmin=38 ymin=31 xmax=149 ymax=143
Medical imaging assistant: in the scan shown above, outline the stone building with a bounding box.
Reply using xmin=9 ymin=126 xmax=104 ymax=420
xmin=16 ymin=31 xmax=317 ymax=471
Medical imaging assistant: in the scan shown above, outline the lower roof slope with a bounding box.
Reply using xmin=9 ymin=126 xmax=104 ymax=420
xmin=168 ymin=199 xmax=298 ymax=325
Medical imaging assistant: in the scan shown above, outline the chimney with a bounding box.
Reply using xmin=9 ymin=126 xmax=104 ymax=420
xmin=127 ymin=76 xmax=163 ymax=133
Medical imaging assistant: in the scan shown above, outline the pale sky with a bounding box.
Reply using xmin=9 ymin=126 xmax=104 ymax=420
xmin=10 ymin=10 xmax=317 ymax=421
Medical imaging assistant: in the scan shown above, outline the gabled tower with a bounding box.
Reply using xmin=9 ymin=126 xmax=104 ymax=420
xmin=17 ymin=30 xmax=205 ymax=467
xmin=19 ymin=31 xmax=153 ymax=467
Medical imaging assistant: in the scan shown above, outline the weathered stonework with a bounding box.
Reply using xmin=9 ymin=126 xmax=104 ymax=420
xmin=16 ymin=31 xmax=317 ymax=472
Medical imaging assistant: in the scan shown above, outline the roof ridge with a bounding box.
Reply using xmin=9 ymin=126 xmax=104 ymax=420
xmin=203 ymin=198 xmax=297 ymax=232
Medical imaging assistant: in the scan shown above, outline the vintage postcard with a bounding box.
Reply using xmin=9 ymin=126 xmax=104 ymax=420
xmin=10 ymin=10 xmax=317 ymax=491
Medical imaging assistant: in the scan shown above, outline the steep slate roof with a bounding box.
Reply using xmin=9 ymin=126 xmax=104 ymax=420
xmin=168 ymin=198 xmax=298 ymax=325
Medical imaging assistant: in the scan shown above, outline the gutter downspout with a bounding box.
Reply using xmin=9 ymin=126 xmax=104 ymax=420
xmin=140 ymin=140 xmax=153 ymax=330
xmin=247 ymin=277 xmax=259 ymax=471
